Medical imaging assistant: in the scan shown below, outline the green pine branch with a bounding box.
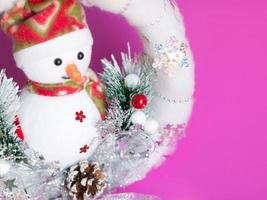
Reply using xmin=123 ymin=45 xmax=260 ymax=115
xmin=0 ymin=70 xmax=24 ymax=161
xmin=99 ymin=49 xmax=154 ymax=130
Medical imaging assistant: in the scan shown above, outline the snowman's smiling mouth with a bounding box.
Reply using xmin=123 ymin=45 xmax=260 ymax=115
xmin=62 ymin=76 xmax=70 ymax=80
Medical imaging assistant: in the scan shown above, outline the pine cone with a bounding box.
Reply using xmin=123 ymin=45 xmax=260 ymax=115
xmin=65 ymin=161 xmax=106 ymax=200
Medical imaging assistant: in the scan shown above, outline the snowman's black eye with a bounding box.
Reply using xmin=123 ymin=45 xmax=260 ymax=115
xmin=77 ymin=52 xmax=84 ymax=60
xmin=54 ymin=58 xmax=62 ymax=66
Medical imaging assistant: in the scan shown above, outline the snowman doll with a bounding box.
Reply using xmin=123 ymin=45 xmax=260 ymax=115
xmin=1 ymin=0 xmax=106 ymax=168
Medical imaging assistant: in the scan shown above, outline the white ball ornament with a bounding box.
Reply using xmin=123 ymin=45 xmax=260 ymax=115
xmin=124 ymin=74 xmax=140 ymax=88
xmin=131 ymin=110 xmax=146 ymax=125
xmin=144 ymin=119 xmax=159 ymax=135
xmin=0 ymin=160 xmax=10 ymax=177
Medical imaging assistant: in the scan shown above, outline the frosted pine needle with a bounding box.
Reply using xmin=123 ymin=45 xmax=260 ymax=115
xmin=0 ymin=69 xmax=24 ymax=161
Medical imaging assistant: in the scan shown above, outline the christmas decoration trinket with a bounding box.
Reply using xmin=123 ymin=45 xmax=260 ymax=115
xmin=131 ymin=94 xmax=148 ymax=109
xmin=124 ymin=74 xmax=140 ymax=88
xmin=65 ymin=161 xmax=106 ymax=200
xmin=153 ymin=36 xmax=190 ymax=76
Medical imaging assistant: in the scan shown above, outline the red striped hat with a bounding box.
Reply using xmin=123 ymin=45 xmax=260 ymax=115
xmin=1 ymin=0 xmax=88 ymax=52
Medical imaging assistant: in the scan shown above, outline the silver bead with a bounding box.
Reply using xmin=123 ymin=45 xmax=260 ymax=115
xmin=155 ymin=92 xmax=193 ymax=104
xmin=136 ymin=0 xmax=168 ymax=29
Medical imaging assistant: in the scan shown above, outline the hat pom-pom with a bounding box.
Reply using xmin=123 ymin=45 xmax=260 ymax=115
xmin=0 ymin=0 xmax=18 ymax=14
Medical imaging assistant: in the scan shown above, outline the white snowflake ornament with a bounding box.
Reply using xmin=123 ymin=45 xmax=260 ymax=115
xmin=153 ymin=36 xmax=190 ymax=76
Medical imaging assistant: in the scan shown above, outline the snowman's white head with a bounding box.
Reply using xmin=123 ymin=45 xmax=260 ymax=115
xmin=1 ymin=0 xmax=92 ymax=84
xmin=13 ymin=28 xmax=93 ymax=84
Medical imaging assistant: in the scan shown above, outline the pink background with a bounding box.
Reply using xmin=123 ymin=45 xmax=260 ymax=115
xmin=1 ymin=0 xmax=267 ymax=199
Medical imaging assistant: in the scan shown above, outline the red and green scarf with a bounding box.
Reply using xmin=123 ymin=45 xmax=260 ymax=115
xmin=27 ymin=69 xmax=106 ymax=119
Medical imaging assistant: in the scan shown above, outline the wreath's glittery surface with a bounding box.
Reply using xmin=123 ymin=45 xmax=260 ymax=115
xmin=153 ymin=36 xmax=190 ymax=76
xmin=159 ymin=124 xmax=186 ymax=147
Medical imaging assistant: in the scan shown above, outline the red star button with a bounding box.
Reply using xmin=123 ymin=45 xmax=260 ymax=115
xmin=80 ymin=145 xmax=89 ymax=154
xmin=75 ymin=111 xmax=86 ymax=122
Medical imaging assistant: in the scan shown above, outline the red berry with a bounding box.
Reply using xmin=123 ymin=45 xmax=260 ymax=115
xmin=14 ymin=117 xmax=24 ymax=141
xmin=132 ymin=94 xmax=148 ymax=109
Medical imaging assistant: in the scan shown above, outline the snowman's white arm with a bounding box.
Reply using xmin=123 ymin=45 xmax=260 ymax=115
xmin=83 ymin=0 xmax=195 ymax=126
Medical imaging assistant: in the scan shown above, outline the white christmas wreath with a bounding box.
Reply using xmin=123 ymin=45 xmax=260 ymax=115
xmin=0 ymin=0 xmax=194 ymax=199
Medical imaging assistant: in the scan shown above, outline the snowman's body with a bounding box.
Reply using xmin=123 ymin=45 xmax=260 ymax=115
xmin=11 ymin=28 xmax=104 ymax=168
xmin=19 ymin=88 xmax=101 ymax=167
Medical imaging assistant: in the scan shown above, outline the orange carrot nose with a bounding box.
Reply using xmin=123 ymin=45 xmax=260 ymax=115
xmin=65 ymin=64 xmax=84 ymax=84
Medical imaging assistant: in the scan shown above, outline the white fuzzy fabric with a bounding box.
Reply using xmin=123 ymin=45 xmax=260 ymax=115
xmin=0 ymin=0 xmax=17 ymax=14
xmin=80 ymin=0 xmax=124 ymax=13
